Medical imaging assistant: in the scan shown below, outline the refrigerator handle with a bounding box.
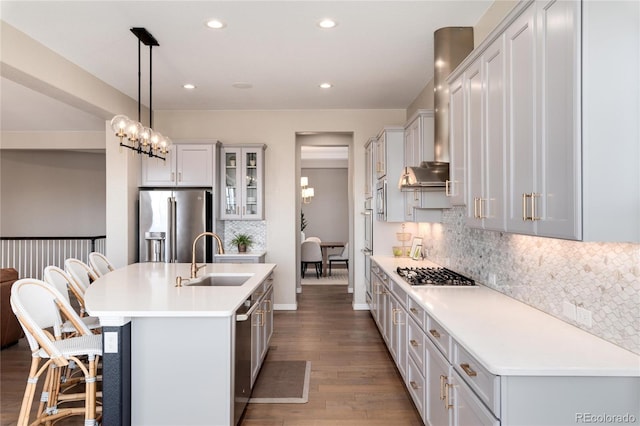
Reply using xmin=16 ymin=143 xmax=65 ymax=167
xmin=168 ymin=197 xmax=177 ymax=262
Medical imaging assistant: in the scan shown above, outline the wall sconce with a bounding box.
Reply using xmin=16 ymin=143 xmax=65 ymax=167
xmin=301 ymin=176 xmax=315 ymax=204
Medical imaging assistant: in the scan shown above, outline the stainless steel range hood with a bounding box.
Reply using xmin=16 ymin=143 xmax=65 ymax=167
xmin=399 ymin=161 xmax=449 ymax=190
xmin=399 ymin=27 xmax=473 ymax=191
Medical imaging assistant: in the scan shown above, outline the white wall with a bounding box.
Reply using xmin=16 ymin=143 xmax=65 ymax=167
xmin=0 ymin=149 xmax=106 ymax=236
xmin=301 ymin=168 xmax=348 ymax=244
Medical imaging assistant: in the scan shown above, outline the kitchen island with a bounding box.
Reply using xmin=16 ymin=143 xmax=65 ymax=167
xmin=85 ymin=261 xmax=277 ymax=426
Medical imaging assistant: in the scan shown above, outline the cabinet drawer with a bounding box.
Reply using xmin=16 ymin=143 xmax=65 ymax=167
xmin=389 ymin=280 xmax=407 ymax=309
xmin=453 ymin=341 xmax=500 ymax=415
xmin=426 ymin=315 xmax=451 ymax=359
xmin=407 ymin=317 xmax=426 ymax=374
xmin=407 ymin=297 xmax=425 ymax=329
xmin=406 ymin=356 xmax=426 ymax=419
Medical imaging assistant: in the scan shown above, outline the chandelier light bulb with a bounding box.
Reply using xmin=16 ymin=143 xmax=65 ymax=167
xmin=127 ymin=121 xmax=143 ymax=143
xmin=110 ymin=115 xmax=130 ymax=137
xmin=140 ymin=127 xmax=152 ymax=146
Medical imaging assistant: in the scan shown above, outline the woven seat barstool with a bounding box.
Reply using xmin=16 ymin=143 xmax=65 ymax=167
xmin=88 ymin=252 xmax=115 ymax=277
xmin=10 ymin=278 xmax=102 ymax=426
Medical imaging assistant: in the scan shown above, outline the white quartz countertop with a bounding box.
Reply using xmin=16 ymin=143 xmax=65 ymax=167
xmin=85 ymin=262 xmax=276 ymax=320
xmin=371 ymin=256 xmax=640 ymax=377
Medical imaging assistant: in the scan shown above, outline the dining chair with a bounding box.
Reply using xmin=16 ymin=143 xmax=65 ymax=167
xmin=88 ymin=252 xmax=115 ymax=277
xmin=305 ymin=236 xmax=322 ymax=244
xmin=328 ymin=242 xmax=349 ymax=276
xmin=301 ymin=240 xmax=323 ymax=279
xmin=10 ymin=278 xmax=102 ymax=426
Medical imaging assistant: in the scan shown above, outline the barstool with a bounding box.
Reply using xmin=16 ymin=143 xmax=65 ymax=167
xmin=64 ymin=258 xmax=98 ymax=315
xmin=43 ymin=265 xmax=101 ymax=334
xmin=10 ymin=278 xmax=102 ymax=425
xmin=88 ymin=252 xmax=115 ymax=277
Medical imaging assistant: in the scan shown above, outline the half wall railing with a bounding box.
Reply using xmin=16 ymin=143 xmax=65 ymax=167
xmin=0 ymin=236 xmax=106 ymax=280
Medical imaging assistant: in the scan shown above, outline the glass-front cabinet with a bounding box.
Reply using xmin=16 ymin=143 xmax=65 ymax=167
xmin=220 ymin=144 xmax=266 ymax=220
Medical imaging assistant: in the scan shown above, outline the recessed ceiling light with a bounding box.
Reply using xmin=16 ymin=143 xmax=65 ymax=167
xmin=232 ymin=82 xmax=253 ymax=89
xmin=319 ymin=83 xmax=333 ymax=89
xmin=206 ymin=19 xmax=226 ymax=29
xmin=318 ymin=19 xmax=337 ymax=29
xmin=183 ymin=84 xmax=196 ymax=90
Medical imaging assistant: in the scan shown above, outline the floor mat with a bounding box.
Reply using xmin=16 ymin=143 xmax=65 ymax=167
xmin=249 ymin=360 xmax=311 ymax=404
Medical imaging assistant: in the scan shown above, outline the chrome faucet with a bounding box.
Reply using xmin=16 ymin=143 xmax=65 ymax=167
xmin=190 ymin=232 xmax=225 ymax=279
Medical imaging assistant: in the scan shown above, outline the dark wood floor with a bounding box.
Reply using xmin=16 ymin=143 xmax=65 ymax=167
xmin=1 ymin=285 xmax=421 ymax=426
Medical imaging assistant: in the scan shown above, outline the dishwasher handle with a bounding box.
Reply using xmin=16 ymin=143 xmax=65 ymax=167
xmin=236 ymin=299 xmax=262 ymax=322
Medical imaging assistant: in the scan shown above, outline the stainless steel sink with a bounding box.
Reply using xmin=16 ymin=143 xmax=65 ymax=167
xmin=186 ymin=274 xmax=252 ymax=287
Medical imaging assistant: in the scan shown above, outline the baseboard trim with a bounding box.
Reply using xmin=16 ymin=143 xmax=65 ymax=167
xmin=274 ymin=303 xmax=297 ymax=311
xmin=352 ymin=303 xmax=370 ymax=311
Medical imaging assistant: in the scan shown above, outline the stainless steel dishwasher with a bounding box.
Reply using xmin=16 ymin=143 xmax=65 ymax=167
xmin=234 ymin=297 xmax=258 ymax=425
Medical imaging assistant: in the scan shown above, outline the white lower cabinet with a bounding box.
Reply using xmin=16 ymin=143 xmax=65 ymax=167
xmin=372 ymin=260 xmax=640 ymax=425
xmin=452 ymin=370 xmax=500 ymax=426
xmin=389 ymin=285 xmax=407 ymax=380
xmin=426 ymin=339 xmax=452 ymax=426
xmin=250 ymin=276 xmax=274 ymax=387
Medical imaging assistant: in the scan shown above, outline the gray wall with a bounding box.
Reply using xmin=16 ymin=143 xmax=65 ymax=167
xmin=0 ymin=150 xmax=106 ymax=236
xmin=301 ymin=168 xmax=348 ymax=247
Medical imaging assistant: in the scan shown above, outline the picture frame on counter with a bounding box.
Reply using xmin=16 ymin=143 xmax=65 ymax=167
xmin=410 ymin=237 xmax=423 ymax=260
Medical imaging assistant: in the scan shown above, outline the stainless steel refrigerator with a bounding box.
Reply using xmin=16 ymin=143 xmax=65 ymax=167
xmin=138 ymin=189 xmax=213 ymax=263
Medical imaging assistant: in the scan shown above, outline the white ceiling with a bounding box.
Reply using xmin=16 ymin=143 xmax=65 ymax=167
xmin=0 ymin=1 xmax=492 ymax=132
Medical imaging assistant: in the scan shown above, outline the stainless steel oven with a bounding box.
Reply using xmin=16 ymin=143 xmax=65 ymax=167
xmin=375 ymin=179 xmax=386 ymax=221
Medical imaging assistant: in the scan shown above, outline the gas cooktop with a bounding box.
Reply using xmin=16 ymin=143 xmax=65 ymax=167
xmin=396 ymin=266 xmax=475 ymax=287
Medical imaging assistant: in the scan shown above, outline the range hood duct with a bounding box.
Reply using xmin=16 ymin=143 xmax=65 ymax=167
xmin=399 ymin=27 xmax=473 ymax=191
xmin=434 ymin=27 xmax=474 ymax=162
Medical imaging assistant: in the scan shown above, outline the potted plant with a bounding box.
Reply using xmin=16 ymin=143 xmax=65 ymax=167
xmin=230 ymin=233 xmax=253 ymax=253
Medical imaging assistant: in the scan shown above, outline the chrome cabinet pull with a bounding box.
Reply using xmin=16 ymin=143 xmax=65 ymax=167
xmin=460 ymin=363 xmax=477 ymax=377
xmin=410 ymin=339 xmax=420 ymax=347
xmin=439 ymin=375 xmax=446 ymax=400
xmin=429 ymin=329 xmax=441 ymax=339
xmin=445 ymin=180 xmax=451 ymax=196
xmin=410 ymin=307 xmax=419 ymax=315
xmin=410 ymin=381 xmax=420 ymax=390
xmin=178 ymin=172 xmax=182 ymax=182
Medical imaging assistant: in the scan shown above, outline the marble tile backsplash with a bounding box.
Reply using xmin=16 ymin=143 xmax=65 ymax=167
xmin=417 ymin=207 xmax=640 ymax=355
xmin=220 ymin=220 xmax=267 ymax=253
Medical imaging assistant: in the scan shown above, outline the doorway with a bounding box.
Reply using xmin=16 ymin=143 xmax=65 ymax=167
xmin=295 ymin=133 xmax=353 ymax=298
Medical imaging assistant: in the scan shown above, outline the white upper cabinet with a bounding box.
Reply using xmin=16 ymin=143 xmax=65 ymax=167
xmin=448 ymin=78 xmax=466 ymax=206
xmin=465 ymin=35 xmax=507 ymax=231
xmin=141 ymin=143 xmax=214 ymax=187
xmin=376 ymin=127 xmax=405 ymax=222
xmin=505 ymin=0 xmax=580 ymax=239
xmin=364 ymin=137 xmax=375 ymax=199
xmin=219 ymin=144 xmax=266 ymax=220
xmin=403 ymin=111 xmax=430 ymax=221
xmin=449 ymin=0 xmax=638 ymax=242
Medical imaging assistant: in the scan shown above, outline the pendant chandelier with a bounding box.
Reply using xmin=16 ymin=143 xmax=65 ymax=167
xmin=110 ymin=27 xmax=170 ymax=160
